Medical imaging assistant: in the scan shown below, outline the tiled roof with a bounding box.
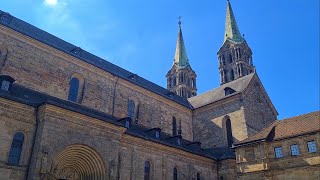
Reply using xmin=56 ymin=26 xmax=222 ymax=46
xmin=0 ymin=82 xmax=222 ymax=160
xmin=0 ymin=10 xmax=192 ymax=109
xmin=235 ymin=111 xmax=320 ymax=146
xmin=188 ymin=73 xmax=254 ymax=109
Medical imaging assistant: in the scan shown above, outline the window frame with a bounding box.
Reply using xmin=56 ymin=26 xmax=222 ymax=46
xmin=8 ymin=132 xmax=25 ymax=166
xmin=274 ymin=146 xmax=283 ymax=158
xmin=307 ymin=140 xmax=317 ymax=153
xmin=173 ymin=167 xmax=178 ymax=180
xmin=290 ymin=144 xmax=300 ymax=156
xmin=172 ymin=117 xmax=177 ymax=136
xmin=68 ymin=77 xmax=80 ymax=102
xmin=144 ymin=161 xmax=151 ymax=180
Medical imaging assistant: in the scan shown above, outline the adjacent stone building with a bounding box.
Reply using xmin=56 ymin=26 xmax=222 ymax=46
xmin=0 ymin=1 xmax=318 ymax=180
xmin=234 ymin=111 xmax=320 ymax=180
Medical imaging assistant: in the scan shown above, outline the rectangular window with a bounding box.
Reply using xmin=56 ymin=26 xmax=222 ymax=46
xmin=307 ymin=141 xmax=317 ymax=153
xmin=274 ymin=147 xmax=283 ymax=158
xmin=290 ymin=144 xmax=300 ymax=156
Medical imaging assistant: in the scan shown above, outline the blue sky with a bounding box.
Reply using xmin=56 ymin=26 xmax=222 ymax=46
xmin=1 ymin=0 xmax=319 ymax=119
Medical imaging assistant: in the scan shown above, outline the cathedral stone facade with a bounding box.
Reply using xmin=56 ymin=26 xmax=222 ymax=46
xmin=0 ymin=1 xmax=318 ymax=180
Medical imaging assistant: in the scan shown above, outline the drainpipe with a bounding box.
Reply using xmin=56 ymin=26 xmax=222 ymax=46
xmin=26 ymin=105 xmax=45 ymax=180
xmin=25 ymin=106 xmax=39 ymax=180
xmin=112 ymin=77 xmax=120 ymax=116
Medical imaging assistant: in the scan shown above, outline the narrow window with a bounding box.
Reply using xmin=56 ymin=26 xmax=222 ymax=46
xmin=1 ymin=80 xmax=10 ymax=91
xmin=173 ymin=167 xmax=178 ymax=180
xmin=144 ymin=161 xmax=151 ymax=180
xmin=8 ymin=132 xmax=24 ymax=165
xmin=290 ymin=144 xmax=300 ymax=156
xmin=197 ymin=172 xmax=201 ymax=180
xmin=172 ymin=117 xmax=177 ymax=136
xmin=307 ymin=141 xmax=317 ymax=153
xmin=228 ymin=53 xmax=232 ymax=63
xmin=68 ymin=77 xmax=80 ymax=102
xmin=128 ymin=100 xmax=135 ymax=119
xmin=274 ymin=147 xmax=283 ymax=158
xmin=230 ymin=69 xmax=234 ymax=81
xmin=225 ymin=118 xmax=233 ymax=147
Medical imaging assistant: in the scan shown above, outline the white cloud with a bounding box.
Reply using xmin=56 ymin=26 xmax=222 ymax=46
xmin=44 ymin=0 xmax=58 ymax=6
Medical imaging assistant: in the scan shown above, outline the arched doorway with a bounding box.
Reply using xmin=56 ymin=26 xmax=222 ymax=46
xmin=48 ymin=144 xmax=106 ymax=180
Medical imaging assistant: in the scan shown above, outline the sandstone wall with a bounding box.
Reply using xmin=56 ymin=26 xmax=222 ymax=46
xmin=192 ymin=96 xmax=247 ymax=148
xmin=236 ymin=133 xmax=320 ymax=180
xmin=242 ymin=77 xmax=277 ymax=136
xmin=0 ymin=97 xmax=36 ymax=180
xmin=0 ymin=25 xmax=193 ymax=141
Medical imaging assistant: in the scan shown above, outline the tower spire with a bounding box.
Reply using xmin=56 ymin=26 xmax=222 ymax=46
xmin=174 ymin=17 xmax=189 ymax=67
xmin=224 ymin=0 xmax=244 ymax=43
xmin=166 ymin=17 xmax=197 ymax=98
xmin=217 ymin=0 xmax=254 ymax=85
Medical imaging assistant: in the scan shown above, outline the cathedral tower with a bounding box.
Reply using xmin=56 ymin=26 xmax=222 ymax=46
xmin=218 ymin=0 xmax=255 ymax=84
xmin=166 ymin=19 xmax=197 ymax=98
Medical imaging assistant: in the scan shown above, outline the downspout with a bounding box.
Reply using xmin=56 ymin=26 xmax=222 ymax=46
xmin=25 ymin=105 xmax=40 ymax=180
xmin=112 ymin=77 xmax=120 ymax=116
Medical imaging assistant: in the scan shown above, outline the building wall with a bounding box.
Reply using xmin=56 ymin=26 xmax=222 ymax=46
xmin=0 ymin=25 xmax=193 ymax=141
xmin=217 ymin=159 xmax=237 ymax=180
xmin=242 ymin=77 xmax=277 ymax=136
xmin=236 ymin=133 xmax=320 ymax=180
xmin=119 ymin=135 xmax=216 ymax=180
xmin=0 ymin=100 xmax=217 ymax=180
xmin=0 ymin=97 xmax=36 ymax=180
xmin=192 ymin=95 xmax=248 ymax=148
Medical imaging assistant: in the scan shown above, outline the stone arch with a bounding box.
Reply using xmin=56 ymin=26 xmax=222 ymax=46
xmin=49 ymin=144 xmax=106 ymax=180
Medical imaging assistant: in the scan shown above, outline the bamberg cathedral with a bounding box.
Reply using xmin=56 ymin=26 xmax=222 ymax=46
xmin=0 ymin=1 xmax=319 ymax=180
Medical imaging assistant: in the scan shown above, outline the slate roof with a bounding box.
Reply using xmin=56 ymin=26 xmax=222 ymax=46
xmin=188 ymin=73 xmax=254 ymax=109
xmin=235 ymin=111 xmax=320 ymax=146
xmin=0 ymin=81 xmax=234 ymax=160
xmin=0 ymin=10 xmax=192 ymax=109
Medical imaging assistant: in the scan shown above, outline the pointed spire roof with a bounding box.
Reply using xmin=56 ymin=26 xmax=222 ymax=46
xmin=224 ymin=0 xmax=244 ymax=43
xmin=174 ymin=18 xmax=189 ymax=68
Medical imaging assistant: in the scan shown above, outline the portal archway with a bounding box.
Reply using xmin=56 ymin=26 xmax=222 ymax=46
xmin=49 ymin=144 xmax=106 ymax=180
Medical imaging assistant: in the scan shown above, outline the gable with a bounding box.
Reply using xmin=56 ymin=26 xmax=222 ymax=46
xmin=188 ymin=73 xmax=254 ymax=109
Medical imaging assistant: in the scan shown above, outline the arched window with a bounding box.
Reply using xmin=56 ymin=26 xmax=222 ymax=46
xmin=173 ymin=167 xmax=178 ymax=180
xmin=128 ymin=99 xmax=135 ymax=119
xmin=172 ymin=117 xmax=177 ymax=136
xmin=68 ymin=77 xmax=80 ymax=102
xmin=197 ymin=172 xmax=201 ymax=180
xmin=230 ymin=69 xmax=234 ymax=81
xmin=144 ymin=161 xmax=151 ymax=180
xmin=228 ymin=53 xmax=233 ymax=63
xmin=8 ymin=132 xmax=24 ymax=165
xmin=225 ymin=118 xmax=233 ymax=147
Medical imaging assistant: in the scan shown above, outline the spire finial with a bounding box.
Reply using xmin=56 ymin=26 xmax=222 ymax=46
xmin=178 ymin=16 xmax=182 ymax=27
